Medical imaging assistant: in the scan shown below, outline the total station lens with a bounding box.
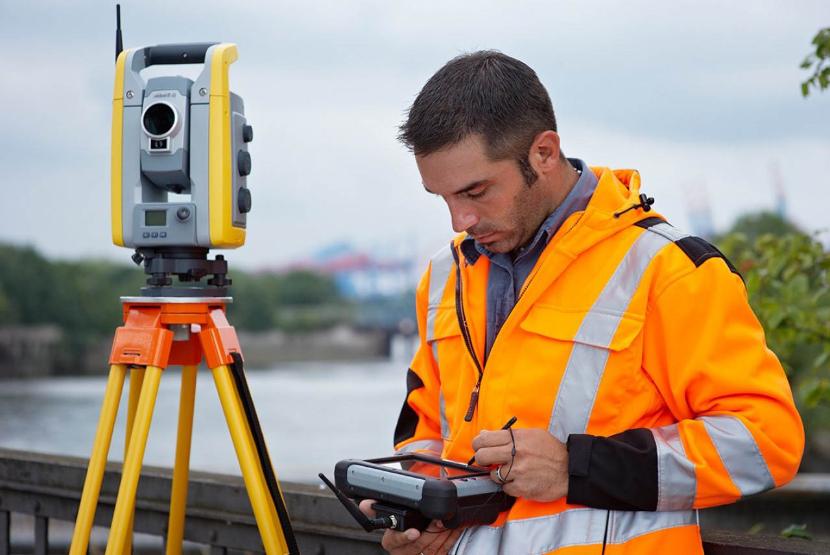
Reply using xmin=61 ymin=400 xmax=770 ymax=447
xmin=142 ymin=103 xmax=176 ymax=137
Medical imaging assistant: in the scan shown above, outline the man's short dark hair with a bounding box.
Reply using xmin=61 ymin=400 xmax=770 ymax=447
xmin=398 ymin=50 xmax=559 ymax=185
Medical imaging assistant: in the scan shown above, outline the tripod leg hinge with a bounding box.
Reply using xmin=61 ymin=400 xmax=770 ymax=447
xmin=109 ymin=307 xmax=174 ymax=367
xmin=200 ymin=307 xmax=242 ymax=368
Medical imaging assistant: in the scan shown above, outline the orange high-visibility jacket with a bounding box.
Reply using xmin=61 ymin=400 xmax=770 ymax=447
xmin=394 ymin=167 xmax=804 ymax=554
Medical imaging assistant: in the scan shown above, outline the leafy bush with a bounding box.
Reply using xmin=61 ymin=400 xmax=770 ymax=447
xmin=717 ymin=214 xmax=830 ymax=463
xmin=801 ymin=27 xmax=830 ymax=97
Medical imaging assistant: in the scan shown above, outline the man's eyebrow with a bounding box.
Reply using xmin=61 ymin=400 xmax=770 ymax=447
xmin=423 ymin=180 xmax=489 ymax=196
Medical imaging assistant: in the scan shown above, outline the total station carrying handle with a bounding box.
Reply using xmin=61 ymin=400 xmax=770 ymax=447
xmin=143 ymin=43 xmax=219 ymax=66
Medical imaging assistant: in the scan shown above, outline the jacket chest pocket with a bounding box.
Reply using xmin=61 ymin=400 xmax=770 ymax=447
xmin=519 ymin=304 xmax=644 ymax=351
xmin=516 ymin=305 xmax=647 ymax=438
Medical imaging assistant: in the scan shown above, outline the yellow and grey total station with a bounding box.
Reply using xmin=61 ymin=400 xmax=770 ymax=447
xmin=70 ymin=8 xmax=298 ymax=554
xmin=112 ymin=39 xmax=253 ymax=294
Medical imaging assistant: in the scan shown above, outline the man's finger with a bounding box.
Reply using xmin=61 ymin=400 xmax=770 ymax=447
xmin=358 ymin=499 xmax=377 ymax=518
xmin=471 ymin=429 xmax=513 ymax=451
xmin=383 ymin=524 xmax=458 ymax=552
xmin=472 ymin=444 xmax=513 ymax=467
xmin=489 ymin=461 xmax=514 ymax=484
xmin=502 ymin=480 xmax=521 ymax=498
xmin=380 ymin=527 xmax=421 ymax=550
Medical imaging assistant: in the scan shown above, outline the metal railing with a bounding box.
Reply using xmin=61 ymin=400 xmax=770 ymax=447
xmin=1 ymin=448 xmax=827 ymax=554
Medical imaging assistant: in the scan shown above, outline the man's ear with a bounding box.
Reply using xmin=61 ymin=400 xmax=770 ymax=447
xmin=528 ymin=130 xmax=561 ymax=176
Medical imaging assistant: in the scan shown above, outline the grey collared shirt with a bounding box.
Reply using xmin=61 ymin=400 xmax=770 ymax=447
xmin=460 ymin=158 xmax=597 ymax=362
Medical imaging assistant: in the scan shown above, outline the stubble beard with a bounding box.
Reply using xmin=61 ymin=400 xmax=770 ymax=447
xmin=507 ymin=186 xmax=547 ymax=254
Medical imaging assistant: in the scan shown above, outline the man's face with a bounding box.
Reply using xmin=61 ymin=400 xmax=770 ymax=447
xmin=417 ymin=134 xmax=549 ymax=254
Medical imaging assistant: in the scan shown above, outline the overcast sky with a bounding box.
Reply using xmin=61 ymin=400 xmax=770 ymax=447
xmin=1 ymin=1 xmax=828 ymax=270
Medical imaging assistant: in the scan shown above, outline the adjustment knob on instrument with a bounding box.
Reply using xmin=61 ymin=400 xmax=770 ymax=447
xmin=176 ymin=207 xmax=191 ymax=221
xmin=238 ymin=187 xmax=252 ymax=213
xmin=237 ymin=150 xmax=252 ymax=176
xmin=242 ymin=124 xmax=254 ymax=143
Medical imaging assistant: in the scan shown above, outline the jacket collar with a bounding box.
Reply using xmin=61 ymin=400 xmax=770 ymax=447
xmin=549 ymin=167 xmax=661 ymax=259
xmin=449 ymin=167 xmax=663 ymax=351
xmin=453 ymin=167 xmax=661 ymax=262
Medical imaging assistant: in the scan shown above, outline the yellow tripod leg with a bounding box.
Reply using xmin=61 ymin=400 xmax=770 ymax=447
xmin=122 ymin=367 xmax=145 ymax=555
xmin=212 ymin=364 xmax=289 ymax=555
xmin=105 ymin=365 xmax=163 ymax=555
xmin=165 ymin=365 xmax=198 ymax=555
xmin=70 ymin=364 xmax=128 ymax=555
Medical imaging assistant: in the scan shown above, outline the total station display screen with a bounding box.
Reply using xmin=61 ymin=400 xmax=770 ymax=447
xmin=145 ymin=210 xmax=167 ymax=227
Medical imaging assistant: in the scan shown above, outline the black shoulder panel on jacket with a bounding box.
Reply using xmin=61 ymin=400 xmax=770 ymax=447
xmin=394 ymin=369 xmax=425 ymax=446
xmin=566 ymin=429 xmax=658 ymax=511
xmin=675 ymin=236 xmax=741 ymax=277
xmin=636 ymin=217 xmax=742 ymax=280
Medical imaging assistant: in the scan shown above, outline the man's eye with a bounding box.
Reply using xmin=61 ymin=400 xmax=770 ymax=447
xmin=465 ymin=187 xmax=487 ymax=199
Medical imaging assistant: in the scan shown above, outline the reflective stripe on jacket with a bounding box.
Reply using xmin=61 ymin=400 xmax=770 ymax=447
xmin=394 ymin=167 xmax=804 ymax=554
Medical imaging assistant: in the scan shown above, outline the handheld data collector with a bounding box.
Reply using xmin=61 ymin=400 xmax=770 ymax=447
xmin=324 ymin=454 xmax=515 ymax=532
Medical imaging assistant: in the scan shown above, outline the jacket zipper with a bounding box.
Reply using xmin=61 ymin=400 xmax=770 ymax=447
xmin=450 ymin=244 xmax=484 ymax=422
xmin=450 ymin=223 xmax=566 ymax=422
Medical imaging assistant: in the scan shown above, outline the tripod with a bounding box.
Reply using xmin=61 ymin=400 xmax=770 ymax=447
xmin=69 ymin=293 xmax=298 ymax=554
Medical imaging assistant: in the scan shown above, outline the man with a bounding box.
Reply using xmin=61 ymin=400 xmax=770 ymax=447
xmin=360 ymin=51 xmax=804 ymax=554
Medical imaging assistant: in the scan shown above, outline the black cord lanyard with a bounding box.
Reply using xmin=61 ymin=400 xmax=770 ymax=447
xmin=601 ymin=510 xmax=610 ymax=554
xmin=450 ymin=243 xmax=484 ymax=422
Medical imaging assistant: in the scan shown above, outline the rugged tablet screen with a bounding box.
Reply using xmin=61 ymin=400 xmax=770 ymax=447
xmin=375 ymin=455 xmax=485 ymax=479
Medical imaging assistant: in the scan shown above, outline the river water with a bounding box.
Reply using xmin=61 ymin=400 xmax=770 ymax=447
xmin=0 ymin=359 xmax=408 ymax=483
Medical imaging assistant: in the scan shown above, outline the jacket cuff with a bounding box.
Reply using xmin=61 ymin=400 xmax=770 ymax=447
xmin=566 ymin=429 xmax=658 ymax=511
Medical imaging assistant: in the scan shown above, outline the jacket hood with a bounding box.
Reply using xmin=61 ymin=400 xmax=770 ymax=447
xmin=551 ymin=166 xmax=664 ymax=258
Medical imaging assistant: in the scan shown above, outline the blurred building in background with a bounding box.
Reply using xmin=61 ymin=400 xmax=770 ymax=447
xmin=280 ymin=242 xmax=417 ymax=300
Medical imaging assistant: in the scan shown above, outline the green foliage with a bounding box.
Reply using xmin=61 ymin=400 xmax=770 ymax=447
xmin=273 ymin=270 xmax=342 ymax=306
xmin=718 ymin=211 xmax=804 ymax=246
xmin=227 ymin=271 xmax=282 ymax=331
xmin=0 ymin=289 xmax=12 ymax=325
xmin=717 ymin=214 xmax=830 ymax=435
xmin=0 ymin=244 xmax=147 ymax=369
xmin=228 ymin=270 xmax=345 ymax=331
xmin=747 ymin=523 xmax=765 ymax=535
xmin=0 ymin=244 xmax=61 ymax=326
xmin=801 ymin=27 xmax=830 ymax=97
xmin=780 ymin=523 xmax=812 ymax=540
xmin=0 ymin=242 xmax=348 ymax=361
xmin=0 ymin=246 xmax=147 ymax=333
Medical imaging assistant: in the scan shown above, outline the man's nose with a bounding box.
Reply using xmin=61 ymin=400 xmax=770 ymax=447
xmin=449 ymin=202 xmax=479 ymax=233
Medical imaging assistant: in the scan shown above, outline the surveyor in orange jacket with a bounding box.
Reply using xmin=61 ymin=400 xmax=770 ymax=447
xmin=360 ymin=51 xmax=804 ymax=554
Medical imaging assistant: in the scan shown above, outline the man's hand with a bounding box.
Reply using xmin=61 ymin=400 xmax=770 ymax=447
xmin=471 ymin=428 xmax=568 ymax=502
xmin=358 ymin=499 xmax=463 ymax=555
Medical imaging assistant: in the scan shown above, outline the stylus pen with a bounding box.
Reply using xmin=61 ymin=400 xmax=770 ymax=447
xmin=467 ymin=416 xmax=518 ymax=465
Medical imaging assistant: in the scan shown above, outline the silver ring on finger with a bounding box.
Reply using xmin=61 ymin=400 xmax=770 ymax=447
xmin=495 ymin=464 xmax=506 ymax=484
